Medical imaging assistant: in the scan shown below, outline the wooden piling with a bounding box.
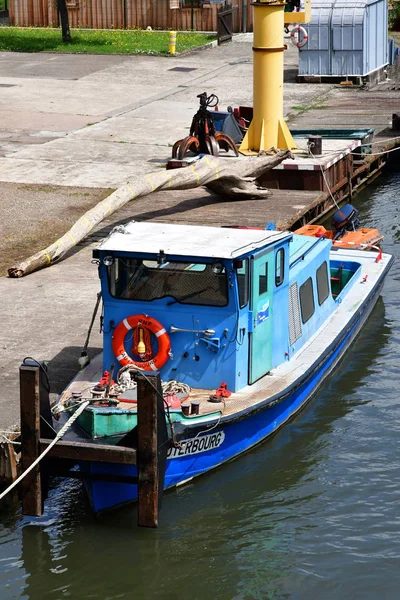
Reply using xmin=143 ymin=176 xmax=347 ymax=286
xmin=20 ymin=364 xmax=43 ymax=516
xmin=136 ymin=372 xmax=168 ymax=528
xmin=18 ymin=362 xmax=167 ymax=524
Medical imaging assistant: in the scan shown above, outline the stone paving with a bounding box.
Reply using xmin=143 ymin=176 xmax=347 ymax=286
xmin=0 ymin=37 xmax=332 ymax=187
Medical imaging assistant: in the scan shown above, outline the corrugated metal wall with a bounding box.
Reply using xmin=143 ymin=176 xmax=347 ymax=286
xmin=331 ymin=7 xmax=364 ymax=75
xmin=9 ymin=0 xmax=253 ymax=31
xmin=302 ymin=7 xmax=330 ymax=75
xmin=365 ymin=0 xmax=388 ymax=74
xmin=299 ymin=0 xmax=388 ymax=78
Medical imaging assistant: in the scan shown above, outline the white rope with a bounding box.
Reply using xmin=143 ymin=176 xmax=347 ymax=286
xmin=351 ymin=146 xmax=400 ymax=157
xmin=308 ymin=149 xmax=341 ymax=210
xmin=356 ymin=135 xmax=400 ymax=147
xmin=0 ymin=400 xmax=89 ymax=501
xmin=116 ymin=367 xmax=138 ymax=393
xmin=162 ymin=380 xmax=191 ymax=396
xmin=0 ymin=436 xmax=21 ymax=446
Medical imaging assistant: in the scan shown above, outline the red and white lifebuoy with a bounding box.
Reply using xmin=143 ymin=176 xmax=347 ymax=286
xmin=112 ymin=314 xmax=171 ymax=371
xmin=290 ymin=25 xmax=308 ymax=49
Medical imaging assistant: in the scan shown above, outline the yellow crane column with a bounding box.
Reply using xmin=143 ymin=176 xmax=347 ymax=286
xmin=240 ymin=0 xmax=297 ymax=154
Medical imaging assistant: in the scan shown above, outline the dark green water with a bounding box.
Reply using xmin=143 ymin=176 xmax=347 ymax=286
xmin=1 ymin=168 xmax=399 ymax=600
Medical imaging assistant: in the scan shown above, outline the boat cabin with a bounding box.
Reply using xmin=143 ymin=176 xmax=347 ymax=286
xmin=93 ymin=222 xmax=354 ymax=393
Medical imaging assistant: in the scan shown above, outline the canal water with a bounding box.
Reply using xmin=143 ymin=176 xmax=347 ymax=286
xmin=1 ymin=167 xmax=399 ymax=600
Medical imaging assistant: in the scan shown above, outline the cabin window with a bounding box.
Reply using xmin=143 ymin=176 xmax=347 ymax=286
xmin=275 ymin=248 xmax=285 ymax=286
xmin=299 ymin=277 xmax=315 ymax=324
xmin=237 ymin=259 xmax=249 ymax=308
xmin=108 ymin=258 xmax=228 ymax=307
xmin=259 ymin=263 xmax=268 ymax=295
xmin=316 ymin=261 xmax=329 ymax=305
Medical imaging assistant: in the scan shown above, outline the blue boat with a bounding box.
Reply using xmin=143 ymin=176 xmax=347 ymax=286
xmin=56 ymin=221 xmax=393 ymax=514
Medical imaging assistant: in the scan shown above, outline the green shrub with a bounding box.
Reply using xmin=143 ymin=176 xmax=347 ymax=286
xmin=389 ymin=3 xmax=400 ymax=30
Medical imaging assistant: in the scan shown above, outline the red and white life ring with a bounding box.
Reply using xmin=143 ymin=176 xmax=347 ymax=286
xmin=112 ymin=314 xmax=171 ymax=371
xmin=290 ymin=25 xmax=308 ymax=49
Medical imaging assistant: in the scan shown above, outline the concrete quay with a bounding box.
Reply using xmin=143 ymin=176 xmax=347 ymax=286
xmin=1 ymin=35 xmax=399 ymax=430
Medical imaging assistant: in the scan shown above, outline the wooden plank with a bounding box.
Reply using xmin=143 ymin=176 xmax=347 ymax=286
xmin=0 ymin=440 xmax=18 ymax=483
xmin=39 ymin=439 xmax=136 ymax=464
xmin=20 ymin=365 xmax=43 ymax=517
xmin=137 ymin=372 xmax=160 ymax=528
xmin=7 ymin=443 xmax=18 ymax=482
xmin=218 ymin=5 xmax=233 ymax=44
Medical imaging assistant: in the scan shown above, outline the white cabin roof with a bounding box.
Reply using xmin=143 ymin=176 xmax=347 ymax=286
xmin=97 ymin=221 xmax=291 ymax=259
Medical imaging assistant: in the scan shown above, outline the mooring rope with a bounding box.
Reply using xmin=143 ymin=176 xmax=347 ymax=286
xmin=161 ymin=380 xmax=191 ymax=397
xmin=0 ymin=433 xmax=20 ymax=445
xmin=351 ymin=146 xmax=400 ymax=157
xmin=0 ymin=400 xmax=90 ymax=502
xmin=308 ymin=148 xmax=341 ymax=210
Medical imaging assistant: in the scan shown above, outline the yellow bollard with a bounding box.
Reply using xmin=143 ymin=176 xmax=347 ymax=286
xmin=240 ymin=1 xmax=297 ymax=154
xmin=169 ymin=31 xmax=177 ymax=55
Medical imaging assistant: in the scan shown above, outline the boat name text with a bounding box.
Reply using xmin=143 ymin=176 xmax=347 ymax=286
xmin=167 ymin=431 xmax=225 ymax=459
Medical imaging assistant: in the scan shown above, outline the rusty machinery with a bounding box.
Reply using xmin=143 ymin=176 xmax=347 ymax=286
xmin=172 ymin=92 xmax=239 ymax=159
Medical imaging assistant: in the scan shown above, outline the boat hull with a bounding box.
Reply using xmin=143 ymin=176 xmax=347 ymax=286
xmin=82 ymin=271 xmax=388 ymax=514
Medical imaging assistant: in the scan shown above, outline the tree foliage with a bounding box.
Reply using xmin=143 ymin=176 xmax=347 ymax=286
xmin=389 ymin=3 xmax=400 ymax=30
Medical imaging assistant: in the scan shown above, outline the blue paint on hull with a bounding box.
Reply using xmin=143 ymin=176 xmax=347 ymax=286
xmin=84 ymin=278 xmax=384 ymax=514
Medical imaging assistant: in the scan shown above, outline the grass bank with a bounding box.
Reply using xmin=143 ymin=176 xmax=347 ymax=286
xmin=0 ymin=27 xmax=216 ymax=54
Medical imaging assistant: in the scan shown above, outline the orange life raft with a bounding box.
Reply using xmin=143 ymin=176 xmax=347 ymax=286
xmin=295 ymin=224 xmax=383 ymax=250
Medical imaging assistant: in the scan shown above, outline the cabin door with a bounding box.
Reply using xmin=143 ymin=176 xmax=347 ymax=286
xmin=249 ymin=250 xmax=274 ymax=384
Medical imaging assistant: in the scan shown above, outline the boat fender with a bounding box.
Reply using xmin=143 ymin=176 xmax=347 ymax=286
xmin=112 ymin=314 xmax=171 ymax=371
xmin=290 ymin=25 xmax=308 ymax=49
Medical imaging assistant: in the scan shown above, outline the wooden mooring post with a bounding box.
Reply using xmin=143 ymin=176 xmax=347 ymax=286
xmin=20 ymin=364 xmax=43 ymax=516
xmin=19 ymin=361 xmax=167 ymax=527
xmin=136 ymin=372 xmax=168 ymax=528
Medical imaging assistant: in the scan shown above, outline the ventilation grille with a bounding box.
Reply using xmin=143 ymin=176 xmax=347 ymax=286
xmin=289 ymin=282 xmax=302 ymax=346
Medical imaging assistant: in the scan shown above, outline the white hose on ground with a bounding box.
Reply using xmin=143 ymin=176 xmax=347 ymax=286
xmin=0 ymin=400 xmax=90 ymax=502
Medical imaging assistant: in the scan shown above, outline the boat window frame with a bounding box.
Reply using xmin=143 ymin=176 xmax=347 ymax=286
xmin=299 ymin=276 xmax=315 ymax=324
xmin=106 ymin=256 xmax=230 ymax=308
xmin=275 ymin=248 xmax=285 ymax=287
xmin=316 ymin=261 xmax=330 ymax=306
xmin=236 ymin=258 xmax=249 ymax=309
xmin=258 ymin=262 xmax=268 ymax=296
